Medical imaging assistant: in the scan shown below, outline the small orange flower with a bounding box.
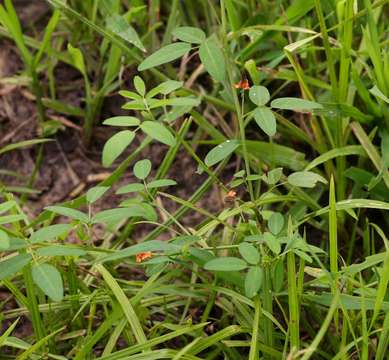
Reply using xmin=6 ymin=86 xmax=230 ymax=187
xmin=234 ymin=79 xmax=250 ymax=90
xmin=136 ymin=252 xmax=153 ymax=263
xmin=225 ymin=190 xmax=237 ymax=203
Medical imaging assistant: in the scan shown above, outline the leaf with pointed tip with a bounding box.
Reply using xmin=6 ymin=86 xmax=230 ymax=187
xmin=138 ymin=42 xmax=191 ymax=71
xmin=172 ymin=26 xmax=206 ymax=44
xmin=102 ymin=130 xmax=135 ymax=167
xmin=239 ymin=243 xmax=260 ymax=265
xmin=45 ymin=206 xmax=89 ymax=223
xmin=92 ymin=204 xmax=157 ymax=224
xmin=199 ymin=36 xmax=226 ymax=82
xmin=32 ymin=263 xmax=63 ymax=302
xmin=30 ymin=224 xmax=73 ymax=244
xmin=147 ymin=179 xmax=177 ymax=188
xmin=0 ymin=229 xmax=10 ymax=250
xmin=245 ymin=266 xmax=263 ymax=298
xmin=253 ymin=107 xmax=276 ymax=136
xmin=116 ymin=183 xmax=144 ymax=194
xmin=86 ymin=186 xmax=109 ymax=204
xmin=271 ymin=97 xmax=323 ymax=111
xmin=0 ymin=254 xmax=31 ymax=280
xmin=133 ymin=76 xmax=146 ymax=96
xmin=103 ymin=116 xmax=140 ymax=127
xmin=140 ymin=121 xmax=176 ymax=146
xmin=36 ymin=245 xmax=86 ymax=257
xmin=288 ymin=171 xmax=328 ymax=188
xmin=106 ymin=14 xmax=145 ymax=52
xmin=204 ymin=140 xmax=239 ymax=167
xmin=204 ymin=257 xmax=247 ymax=271
xmin=268 ymin=212 xmax=285 ymax=235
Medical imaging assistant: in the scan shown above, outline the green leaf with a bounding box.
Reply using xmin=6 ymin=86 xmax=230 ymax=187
xmin=118 ymin=90 xmax=142 ymax=100
xmin=253 ymin=107 xmax=277 ymax=136
xmin=204 ymin=257 xmax=247 ymax=271
xmin=133 ymin=76 xmax=146 ymax=96
xmin=36 ymin=245 xmax=86 ymax=257
xmin=249 ymin=86 xmax=270 ymax=106
xmin=0 ymin=214 xmax=26 ymax=225
xmin=138 ymin=42 xmax=191 ymax=71
xmin=239 ymin=243 xmax=260 ymax=265
xmin=45 ymin=206 xmax=89 ymax=223
xmin=199 ymin=36 xmax=226 ymax=82
xmin=147 ymin=97 xmax=200 ymax=109
xmin=32 ymin=263 xmax=63 ymax=302
xmin=103 ymin=116 xmax=140 ymax=127
xmin=146 ymin=80 xmax=183 ymax=98
xmin=263 ymin=232 xmax=281 ymax=255
xmin=134 ymin=159 xmax=152 ymax=180
xmin=86 ymin=186 xmax=109 ymax=204
xmin=172 ymin=26 xmax=206 ymax=44
xmin=102 ymin=130 xmax=135 ymax=167
xmin=140 ymin=121 xmax=176 ymax=146
xmin=265 ymin=168 xmax=283 ymax=184
xmin=370 ymin=85 xmax=389 ymax=104
xmin=0 ymin=139 xmax=52 ymax=156
xmin=147 ymin=179 xmax=177 ymax=188
xmin=268 ymin=213 xmax=285 ymax=235
xmin=245 ymin=266 xmax=263 ymax=298
xmin=288 ymin=171 xmax=328 ymax=188
xmin=30 ymin=224 xmax=73 ymax=244
xmin=271 ymin=97 xmax=323 ymax=111
xmin=0 ymin=200 xmax=16 ymax=214
xmin=92 ymin=204 xmax=157 ymax=224
xmin=116 ymin=183 xmax=144 ymax=194
xmin=204 ymin=140 xmax=240 ymax=167
xmin=106 ymin=13 xmax=145 ymax=52
xmin=0 ymin=229 xmax=10 ymax=250
xmin=0 ymin=254 xmax=32 ymax=280
xmin=67 ymin=43 xmax=86 ymax=76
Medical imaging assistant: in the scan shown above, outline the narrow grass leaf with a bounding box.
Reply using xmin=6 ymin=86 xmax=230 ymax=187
xmin=95 ymin=264 xmax=147 ymax=344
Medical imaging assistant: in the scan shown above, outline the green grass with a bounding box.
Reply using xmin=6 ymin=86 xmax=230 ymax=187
xmin=0 ymin=0 xmax=388 ymax=359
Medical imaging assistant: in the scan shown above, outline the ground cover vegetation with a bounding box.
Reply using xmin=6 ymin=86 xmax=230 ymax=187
xmin=0 ymin=0 xmax=388 ymax=358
